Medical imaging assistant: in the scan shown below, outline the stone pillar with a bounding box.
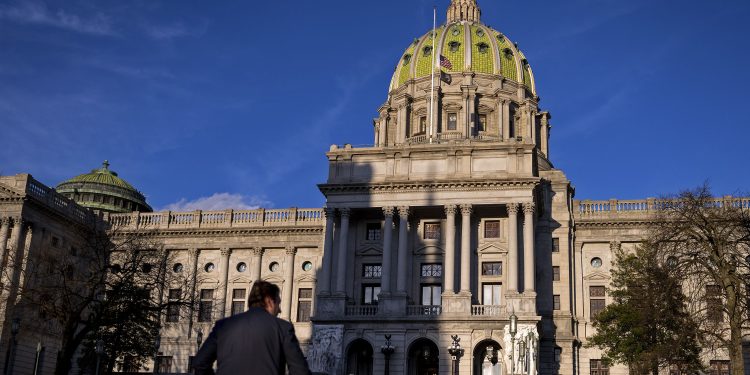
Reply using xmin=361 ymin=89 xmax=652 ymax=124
xmin=507 ymin=203 xmax=519 ymax=293
xmin=444 ymin=205 xmax=457 ymax=294
xmin=334 ymin=208 xmax=351 ymax=294
xmin=318 ymin=208 xmax=335 ymax=295
xmin=396 ymin=206 xmax=410 ymax=294
xmin=0 ymin=218 xmax=10 ymax=260
xmin=523 ymin=203 xmax=535 ymax=293
xmin=250 ymin=247 xmax=263 ymax=283
xmin=380 ymin=207 xmax=394 ymax=295
xmin=460 ymin=204 xmax=472 ymax=293
xmin=219 ymin=248 xmax=231 ymax=318
xmin=502 ymin=101 xmax=511 ymax=140
xmin=16 ymin=225 xmax=33 ymax=289
xmin=187 ymin=248 xmax=199 ymax=329
xmin=281 ymin=246 xmax=296 ymax=320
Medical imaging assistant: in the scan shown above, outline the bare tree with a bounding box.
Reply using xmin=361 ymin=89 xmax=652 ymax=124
xmin=648 ymin=184 xmax=749 ymax=375
xmin=3 ymin=223 xmax=197 ymax=375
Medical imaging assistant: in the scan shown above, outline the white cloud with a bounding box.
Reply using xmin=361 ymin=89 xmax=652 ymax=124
xmin=142 ymin=21 xmax=208 ymax=41
xmin=160 ymin=193 xmax=272 ymax=212
xmin=0 ymin=1 xmax=115 ymax=36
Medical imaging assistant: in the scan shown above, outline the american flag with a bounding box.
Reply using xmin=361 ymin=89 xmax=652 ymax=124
xmin=440 ymin=55 xmax=453 ymax=69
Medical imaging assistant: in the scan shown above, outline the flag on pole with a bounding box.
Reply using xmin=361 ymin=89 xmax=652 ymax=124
xmin=440 ymin=55 xmax=453 ymax=69
xmin=440 ymin=70 xmax=452 ymax=84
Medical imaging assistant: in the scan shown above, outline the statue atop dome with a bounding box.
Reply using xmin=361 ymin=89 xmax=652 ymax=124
xmin=447 ymin=0 xmax=481 ymax=23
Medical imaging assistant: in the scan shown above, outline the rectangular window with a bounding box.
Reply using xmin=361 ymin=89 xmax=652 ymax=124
xmin=552 ymin=238 xmax=560 ymax=252
xmin=424 ymin=222 xmax=441 ymax=240
xmin=553 ymin=295 xmax=561 ymax=310
xmin=421 ymin=284 xmax=442 ymax=305
xmin=155 ymin=356 xmax=172 ymax=374
xmin=198 ymin=289 xmax=213 ymax=322
xmin=706 ymin=285 xmax=723 ymax=323
xmin=481 ymin=262 xmax=502 ymax=276
xmin=484 ymin=220 xmax=500 ymax=238
xmin=554 ymin=347 xmax=562 ymax=363
xmin=297 ymin=288 xmax=312 ymax=322
xmin=366 ymin=223 xmax=381 ymax=241
xmin=477 ymin=114 xmax=487 ymax=132
xmin=362 ymin=264 xmax=382 ymax=278
xmin=709 ymin=361 xmax=730 ymax=375
xmin=447 ymin=113 xmax=457 ymax=130
xmin=231 ymin=288 xmax=246 ymax=316
xmin=590 ymin=286 xmax=606 ymax=317
xmin=421 ymin=263 xmax=442 ymax=277
xmin=482 ymin=283 xmax=502 ymax=305
xmin=419 ymin=116 xmax=427 ymax=134
xmin=553 ymin=266 xmax=560 ymax=281
xmin=166 ymin=288 xmax=181 ymax=322
xmin=362 ymin=284 xmax=381 ymax=305
xmin=590 ymin=359 xmax=609 ymax=375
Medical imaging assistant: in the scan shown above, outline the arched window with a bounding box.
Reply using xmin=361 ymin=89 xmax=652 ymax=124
xmin=473 ymin=340 xmax=502 ymax=375
xmin=346 ymin=339 xmax=373 ymax=375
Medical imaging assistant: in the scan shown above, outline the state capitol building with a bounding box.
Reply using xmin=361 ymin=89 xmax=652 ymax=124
xmin=0 ymin=1 xmax=745 ymax=374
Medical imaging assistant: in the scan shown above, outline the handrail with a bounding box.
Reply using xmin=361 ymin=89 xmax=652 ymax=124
xmin=108 ymin=208 xmax=324 ymax=230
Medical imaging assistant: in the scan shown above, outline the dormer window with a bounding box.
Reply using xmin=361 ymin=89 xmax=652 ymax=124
xmin=452 ymin=27 xmax=461 ymax=36
xmin=496 ymin=34 xmax=505 ymax=43
xmin=448 ymin=41 xmax=460 ymax=52
xmin=503 ymin=48 xmax=513 ymax=58
xmin=422 ymin=46 xmax=433 ymax=57
xmin=476 ymin=29 xmax=485 ymax=37
xmin=477 ymin=42 xmax=489 ymax=53
xmin=402 ymin=54 xmax=412 ymax=66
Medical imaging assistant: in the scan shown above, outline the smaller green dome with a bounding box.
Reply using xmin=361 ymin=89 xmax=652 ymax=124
xmin=57 ymin=161 xmax=152 ymax=213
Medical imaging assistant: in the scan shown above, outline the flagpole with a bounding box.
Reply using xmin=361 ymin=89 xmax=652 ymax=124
xmin=429 ymin=5 xmax=436 ymax=144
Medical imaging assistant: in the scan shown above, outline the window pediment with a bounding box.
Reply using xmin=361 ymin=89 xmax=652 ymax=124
xmin=478 ymin=243 xmax=507 ymax=254
xmin=413 ymin=245 xmax=444 ymax=255
xmin=583 ymin=271 xmax=610 ymax=281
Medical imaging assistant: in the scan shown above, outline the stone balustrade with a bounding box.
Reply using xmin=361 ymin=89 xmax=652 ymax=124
xmin=406 ymin=305 xmax=442 ymax=316
xmin=0 ymin=174 xmax=96 ymax=225
xmin=345 ymin=305 xmax=378 ymax=316
xmin=107 ymin=207 xmax=324 ymax=230
xmin=471 ymin=304 xmax=505 ymax=316
xmin=575 ymin=196 xmax=750 ymax=219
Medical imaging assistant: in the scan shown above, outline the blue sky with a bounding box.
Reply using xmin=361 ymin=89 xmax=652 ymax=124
xmin=1 ymin=0 xmax=749 ymax=211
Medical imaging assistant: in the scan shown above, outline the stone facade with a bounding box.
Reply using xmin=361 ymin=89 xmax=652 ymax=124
xmin=0 ymin=0 xmax=747 ymax=374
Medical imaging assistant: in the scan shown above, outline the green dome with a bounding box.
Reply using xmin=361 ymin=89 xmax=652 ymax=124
xmin=389 ymin=21 xmax=535 ymax=94
xmin=56 ymin=161 xmax=152 ymax=213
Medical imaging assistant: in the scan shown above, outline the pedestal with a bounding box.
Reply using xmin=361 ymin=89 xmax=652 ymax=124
xmin=441 ymin=292 xmax=471 ymax=315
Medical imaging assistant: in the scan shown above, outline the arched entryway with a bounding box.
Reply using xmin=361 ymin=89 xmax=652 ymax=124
xmin=345 ymin=339 xmax=373 ymax=375
xmin=407 ymin=338 xmax=439 ymax=375
xmin=473 ymin=340 xmax=502 ymax=375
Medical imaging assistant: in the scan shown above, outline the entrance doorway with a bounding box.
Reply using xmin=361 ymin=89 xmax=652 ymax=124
xmin=345 ymin=339 xmax=373 ymax=375
xmin=407 ymin=338 xmax=439 ymax=375
xmin=473 ymin=340 xmax=502 ymax=375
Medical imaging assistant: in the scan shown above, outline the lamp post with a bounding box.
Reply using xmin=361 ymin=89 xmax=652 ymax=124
xmin=94 ymin=339 xmax=104 ymax=375
xmin=152 ymin=335 xmax=161 ymax=374
xmin=509 ymin=311 xmax=518 ymax=375
xmin=380 ymin=335 xmax=395 ymax=375
xmin=447 ymin=335 xmax=464 ymax=375
xmin=4 ymin=318 xmax=20 ymax=375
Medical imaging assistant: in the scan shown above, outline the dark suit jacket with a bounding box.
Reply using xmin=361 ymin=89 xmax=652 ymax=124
xmin=193 ymin=307 xmax=312 ymax=375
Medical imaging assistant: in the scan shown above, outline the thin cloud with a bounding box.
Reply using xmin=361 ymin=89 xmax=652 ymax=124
xmin=0 ymin=0 xmax=115 ymax=36
xmin=160 ymin=193 xmax=272 ymax=212
xmin=142 ymin=21 xmax=208 ymax=41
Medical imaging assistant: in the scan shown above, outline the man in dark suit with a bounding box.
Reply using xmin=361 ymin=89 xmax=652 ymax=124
xmin=193 ymin=281 xmax=312 ymax=375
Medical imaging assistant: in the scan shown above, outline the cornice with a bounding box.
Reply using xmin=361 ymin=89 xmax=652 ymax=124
xmin=319 ymin=178 xmax=540 ymax=195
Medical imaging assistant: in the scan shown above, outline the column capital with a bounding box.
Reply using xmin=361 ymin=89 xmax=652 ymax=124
xmin=397 ymin=206 xmax=410 ymax=219
xmin=507 ymin=202 xmax=519 ymax=215
xmin=522 ymin=202 xmax=535 ymax=215
xmin=444 ymin=204 xmax=457 ymax=215
xmin=382 ymin=206 xmax=395 ymax=218
xmin=285 ymin=246 xmax=297 ymax=256
xmin=11 ymin=216 xmax=23 ymax=226
xmin=459 ymin=204 xmax=472 ymax=216
xmin=252 ymin=246 xmax=264 ymax=256
xmin=323 ymin=207 xmax=336 ymax=219
xmin=339 ymin=207 xmax=351 ymax=218
xmin=609 ymin=241 xmax=621 ymax=251
xmin=220 ymin=248 xmax=232 ymax=257
xmin=0 ymin=217 xmax=9 ymax=226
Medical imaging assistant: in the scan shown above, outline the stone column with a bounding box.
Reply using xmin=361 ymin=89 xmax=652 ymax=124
xmin=523 ymin=202 xmax=535 ymax=293
xmin=459 ymin=204 xmax=472 ymax=293
xmin=16 ymin=225 xmax=34 ymax=289
xmin=334 ymin=208 xmax=351 ymax=294
xmin=502 ymin=101 xmax=510 ymax=140
xmin=444 ymin=205 xmax=457 ymax=294
xmin=396 ymin=206 xmax=410 ymax=294
xmin=507 ymin=203 xmax=519 ymax=293
xmin=380 ymin=207 xmax=394 ymax=295
xmin=250 ymin=247 xmax=263 ymax=283
xmin=281 ymin=246 xmax=296 ymax=320
xmin=0 ymin=218 xmax=10 ymax=260
xmin=187 ymin=248 xmax=199 ymax=329
xmin=318 ymin=208 xmax=335 ymax=295
xmin=219 ymin=248 xmax=231 ymax=318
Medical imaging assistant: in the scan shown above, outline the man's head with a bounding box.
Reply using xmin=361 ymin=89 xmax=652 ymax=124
xmin=248 ymin=280 xmax=281 ymax=316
